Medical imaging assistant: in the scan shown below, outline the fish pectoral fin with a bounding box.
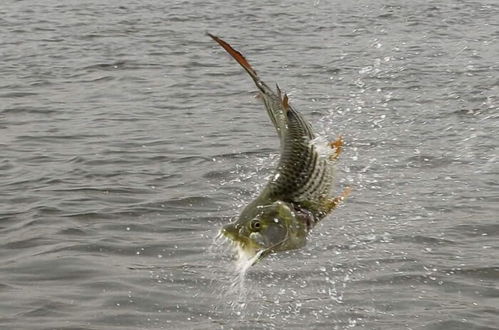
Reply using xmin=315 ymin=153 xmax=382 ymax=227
xmin=329 ymin=136 xmax=344 ymax=160
xmin=322 ymin=186 xmax=352 ymax=214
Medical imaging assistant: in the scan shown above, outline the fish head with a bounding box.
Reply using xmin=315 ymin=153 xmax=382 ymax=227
xmin=221 ymin=201 xmax=307 ymax=262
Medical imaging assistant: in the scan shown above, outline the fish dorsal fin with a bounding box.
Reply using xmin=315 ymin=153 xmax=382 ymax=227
xmin=282 ymin=93 xmax=290 ymax=113
xmin=276 ymin=83 xmax=289 ymax=113
xmin=209 ymin=34 xmax=290 ymax=138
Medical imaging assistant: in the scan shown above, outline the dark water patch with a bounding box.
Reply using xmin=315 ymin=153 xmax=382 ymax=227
xmin=450 ymin=223 xmax=499 ymax=237
xmin=441 ymin=266 xmax=499 ymax=281
xmin=108 ymin=196 xmax=222 ymax=214
xmin=2 ymin=235 xmax=57 ymax=251
xmin=1 ymin=257 xmax=102 ymax=282
xmin=82 ymin=60 xmax=162 ymax=72
xmin=21 ymin=300 xmax=70 ymax=318
xmin=54 ymin=241 xmax=172 ymax=257
xmin=424 ymin=319 xmax=498 ymax=330
xmin=170 ymin=155 xmax=213 ymax=165
xmin=90 ymin=312 xmax=157 ymax=329
xmin=0 ymin=91 xmax=38 ymax=98
xmin=393 ymin=234 xmax=457 ymax=246
xmin=0 ymin=282 xmax=14 ymax=291
xmin=56 ymin=227 xmax=88 ymax=236
xmin=202 ymin=168 xmax=235 ymax=179
xmin=29 ymin=205 xmax=63 ymax=218
xmin=214 ymin=148 xmax=276 ymax=159
xmin=83 ymin=61 xmax=130 ymax=71
xmin=361 ymin=256 xmax=419 ymax=267
xmin=50 ymin=186 xmax=152 ymax=195
xmin=452 ymin=107 xmax=497 ymax=117
xmin=64 ymin=211 xmax=116 ymax=221
xmin=405 ymin=154 xmax=454 ymax=168
xmin=28 ymin=79 xmax=55 ymax=87
xmin=78 ymin=157 xmax=158 ymax=167
xmin=96 ymin=222 xmax=199 ymax=236
xmin=39 ymin=326 xmax=97 ymax=330
xmin=79 ymin=75 xmax=116 ymax=83
xmin=2 ymin=106 xmax=58 ymax=115
xmin=15 ymin=134 xmax=108 ymax=143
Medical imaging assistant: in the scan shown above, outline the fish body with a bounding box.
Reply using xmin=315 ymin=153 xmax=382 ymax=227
xmin=209 ymin=34 xmax=348 ymax=262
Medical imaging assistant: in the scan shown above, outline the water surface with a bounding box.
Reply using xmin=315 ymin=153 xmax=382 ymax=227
xmin=1 ymin=0 xmax=498 ymax=329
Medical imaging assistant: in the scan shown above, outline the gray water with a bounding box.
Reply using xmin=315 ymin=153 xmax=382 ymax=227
xmin=1 ymin=0 xmax=498 ymax=329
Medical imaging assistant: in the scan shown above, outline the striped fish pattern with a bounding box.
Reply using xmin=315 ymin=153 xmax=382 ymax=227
xmin=209 ymin=34 xmax=349 ymax=263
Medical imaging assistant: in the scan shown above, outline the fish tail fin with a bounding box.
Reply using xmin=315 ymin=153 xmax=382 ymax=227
xmin=209 ymin=34 xmax=289 ymax=137
xmin=208 ymin=33 xmax=266 ymax=93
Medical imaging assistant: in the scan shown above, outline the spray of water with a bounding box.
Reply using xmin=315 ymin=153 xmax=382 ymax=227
xmin=209 ymin=231 xmax=260 ymax=316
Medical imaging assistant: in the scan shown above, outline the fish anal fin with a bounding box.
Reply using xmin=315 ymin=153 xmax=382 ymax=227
xmin=208 ymin=33 xmax=258 ymax=77
xmin=323 ymin=186 xmax=352 ymax=214
xmin=329 ymin=136 xmax=344 ymax=160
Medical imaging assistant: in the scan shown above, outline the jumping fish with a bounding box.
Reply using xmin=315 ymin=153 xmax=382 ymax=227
xmin=209 ymin=34 xmax=349 ymax=264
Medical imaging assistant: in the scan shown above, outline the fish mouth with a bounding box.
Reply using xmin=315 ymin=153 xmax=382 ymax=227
xmin=220 ymin=223 xmax=290 ymax=265
xmin=220 ymin=225 xmax=263 ymax=257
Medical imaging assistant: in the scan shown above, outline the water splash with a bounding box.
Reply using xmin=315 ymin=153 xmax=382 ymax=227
xmin=310 ymin=136 xmax=334 ymax=159
xmin=234 ymin=244 xmax=264 ymax=273
xmin=210 ymin=231 xmax=260 ymax=316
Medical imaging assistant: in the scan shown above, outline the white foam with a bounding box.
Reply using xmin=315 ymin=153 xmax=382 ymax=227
xmin=310 ymin=136 xmax=334 ymax=159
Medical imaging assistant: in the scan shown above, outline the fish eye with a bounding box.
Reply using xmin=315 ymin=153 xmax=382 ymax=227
xmin=250 ymin=219 xmax=261 ymax=231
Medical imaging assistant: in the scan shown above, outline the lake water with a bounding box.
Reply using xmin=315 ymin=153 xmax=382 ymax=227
xmin=1 ymin=0 xmax=498 ymax=329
